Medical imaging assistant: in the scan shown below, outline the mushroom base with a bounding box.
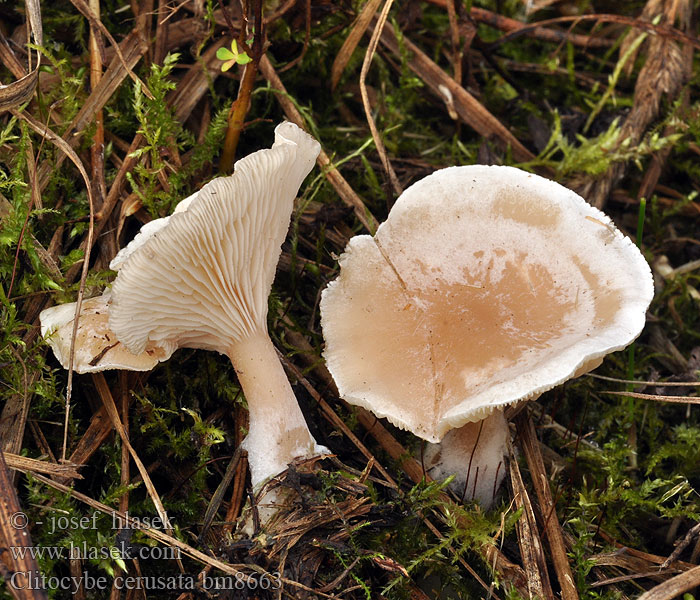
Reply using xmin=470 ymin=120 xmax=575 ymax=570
xmin=423 ymin=410 xmax=509 ymax=508
xmin=229 ymin=331 xmax=328 ymax=490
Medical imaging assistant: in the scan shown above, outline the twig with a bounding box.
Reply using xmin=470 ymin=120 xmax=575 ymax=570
xmin=425 ymin=0 xmax=612 ymax=48
xmin=601 ymin=390 xmax=700 ymax=404
xmin=199 ymin=447 xmax=242 ymax=540
xmin=636 ymin=565 xmax=700 ymax=600
xmin=68 ymin=0 xmax=154 ymax=98
xmin=359 ymin=0 xmax=402 ymax=196
xmin=515 ymin=410 xmax=579 ymax=600
xmin=219 ymin=0 xmax=264 ymax=172
xmin=10 ymin=110 xmax=96 ymax=464
xmin=258 ymin=54 xmax=379 ymax=232
xmin=91 ymin=373 xmax=178 ymax=546
xmin=483 ymin=13 xmax=700 ymax=52
xmin=662 ymin=522 xmax=700 ymax=569
xmin=330 ymin=0 xmax=384 ymax=91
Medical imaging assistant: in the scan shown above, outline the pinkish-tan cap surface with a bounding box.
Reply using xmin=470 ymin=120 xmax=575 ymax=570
xmin=320 ymin=165 xmax=654 ymax=443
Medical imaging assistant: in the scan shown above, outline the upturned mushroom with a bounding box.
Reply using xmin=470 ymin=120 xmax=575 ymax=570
xmin=39 ymin=291 xmax=169 ymax=373
xmin=320 ymin=165 xmax=653 ymax=506
xmin=41 ymin=122 xmax=327 ymax=490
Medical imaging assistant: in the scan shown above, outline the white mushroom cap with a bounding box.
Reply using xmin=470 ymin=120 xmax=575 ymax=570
xmin=109 ymin=122 xmax=321 ymax=356
xmin=321 ymin=165 xmax=654 ymax=443
xmin=39 ymin=292 xmax=168 ymax=373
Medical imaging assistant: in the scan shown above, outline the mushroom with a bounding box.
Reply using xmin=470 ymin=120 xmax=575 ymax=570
xmin=40 ymin=291 xmax=169 ymax=373
xmin=40 ymin=192 xmax=202 ymax=373
xmin=41 ymin=122 xmax=328 ymax=490
xmin=320 ymin=165 xmax=653 ymax=506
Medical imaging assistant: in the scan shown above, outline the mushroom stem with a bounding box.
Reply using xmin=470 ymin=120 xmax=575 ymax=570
xmin=423 ymin=410 xmax=509 ymax=507
xmin=229 ymin=330 xmax=324 ymax=490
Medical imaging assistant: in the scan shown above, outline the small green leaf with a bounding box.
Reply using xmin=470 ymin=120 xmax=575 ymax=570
xmin=217 ymin=40 xmax=251 ymax=71
xmin=216 ymin=46 xmax=235 ymax=61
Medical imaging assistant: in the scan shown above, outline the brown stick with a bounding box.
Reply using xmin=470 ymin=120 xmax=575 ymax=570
xmin=636 ymin=565 xmax=700 ymax=600
xmin=219 ymin=0 xmax=264 ymax=173
xmin=88 ymin=0 xmax=106 ymax=212
xmin=258 ymin=55 xmax=379 ymax=232
xmin=377 ymin=24 xmax=536 ymax=163
xmin=483 ymin=12 xmax=700 ymax=51
xmin=516 ymin=411 xmax=579 ymax=600
xmin=426 ymin=0 xmax=612 ymax=48
xmin=509 ymin=440 xmax=555 ymax=600
xmin=0 ymin=449 xmax=49 ymax=600
xmin=359 ymin=0 xmax=402 ymax=196
xmin=330 ymin=0 xmax=383 ymax=91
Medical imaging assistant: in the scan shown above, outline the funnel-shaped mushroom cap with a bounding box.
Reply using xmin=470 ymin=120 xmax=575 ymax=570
xmin=321 ymin=165 xmax=653 ymax=443
xmin=109 ymin=122 xmax=321 ymax=355
xmin=40 ymin=293 xmax=169 ymax=373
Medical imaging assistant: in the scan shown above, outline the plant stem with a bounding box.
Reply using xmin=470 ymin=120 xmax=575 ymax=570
xmin=219 ymin=0 xmax=264 ymax=173
xmin=219 ymin=60 xmax=259 ymax=173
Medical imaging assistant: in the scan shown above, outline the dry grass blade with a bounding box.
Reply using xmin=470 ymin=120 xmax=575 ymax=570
xmin=37 ymin=29 xmax=148 ymax=193
xmin=330 ymin=0 xmax=383 ymax=91
xmin=68 ymin=0 xmax=153 ymax=99
xmin=0 ymin=322 xmax=33 ymax=464
xmin=359 ymin=0 xmax=402 ymax=196
xmin=198 ymin=447 xmax=242 ymax=540
xmin=636 ymin=565 xmax=700 ymax=600
xmin=377 ymin=24 xmax=536 ymax=163
xmin=278 ymin=344 xmax=396 ymax=487
xmin=63 ymin=406 xmax=113 ymax=482
xmin=91 ymin=373 xmax=177 ymax=541
xmin=259 ymin=54 xmax=379 ymax=232
xmin=602 ymin=390 xmax=700 ymax=404
xmin=590 ymin=569 xmax=681 ymax=588
xmin=508 ymin=440 xmax=555 ymax=600
xmin=0 ymin=0 xmax=42 ymax=111
xmin=4 ymin=453 xmax=83 ymax=479
xmin=0 ymin=450 xmax=48 ymax=600
xmin=589 ymin=374 xmax=700 ymax=386
xmin=8 ymin=110 xmax=96 ymax=465
xmin=515 ymin=411 xmax=578 ymax=600
xmin=575 ymin=0 xmax=692 ymax=208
